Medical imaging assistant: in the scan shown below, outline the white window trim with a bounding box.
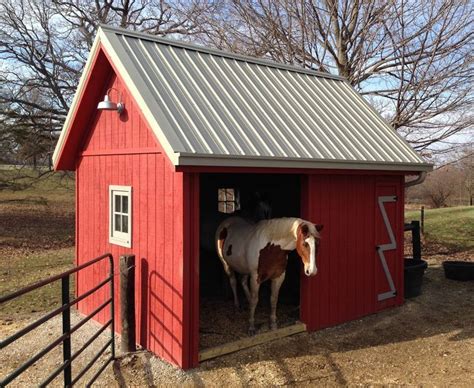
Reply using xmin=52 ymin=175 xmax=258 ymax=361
xmin=109 ymin=185 xmax=132 ymax=248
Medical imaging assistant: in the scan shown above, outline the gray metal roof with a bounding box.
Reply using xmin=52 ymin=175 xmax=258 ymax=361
xmin=54 ymin=25 xmax=432 ymax=172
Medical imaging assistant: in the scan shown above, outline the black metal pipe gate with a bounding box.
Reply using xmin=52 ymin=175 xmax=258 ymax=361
xmin=0 ymin=253 xmax=115 ymax=387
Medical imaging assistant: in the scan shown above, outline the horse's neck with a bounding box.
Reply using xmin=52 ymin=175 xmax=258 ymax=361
xmin=259 ymin=218 xmax=300 ymax=250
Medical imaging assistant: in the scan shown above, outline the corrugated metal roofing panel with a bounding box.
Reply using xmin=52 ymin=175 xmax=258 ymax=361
xmin=54 ymin=25 xmax=432 ymax=172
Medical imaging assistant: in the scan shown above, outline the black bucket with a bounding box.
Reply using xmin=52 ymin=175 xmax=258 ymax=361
xmin=443 ymin=261 xmax=474 ymax=281
xmin=404 ymin=258 xmax=428 ymax=298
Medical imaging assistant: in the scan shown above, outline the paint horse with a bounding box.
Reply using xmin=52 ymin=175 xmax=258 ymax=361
xmin=216 ymin=217 xmax=323 ymax=335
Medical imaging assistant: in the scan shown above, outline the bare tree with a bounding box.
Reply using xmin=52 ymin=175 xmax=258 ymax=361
xmin=0 ymin=0 xmax=218 ymax=176
xmin=1 ymin=0 xmax=472 ymax=177
xmin=458 ymin=146 xmax=474 ymax=206
xmin=53 ymin=0 xmax=219 ymax=50
xmin=201 ymin=0 xmax=474 ymax=157
xmin=422 ymin=166 xmax=462 ymax=207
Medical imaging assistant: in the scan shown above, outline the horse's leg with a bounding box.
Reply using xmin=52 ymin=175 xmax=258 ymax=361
xmin=228 ymin=270 xmax=240 ymax=310
xmin=270 ymin=271 xmax=286 ymax=330
xmin=240 ymin=274 xmax=251 ymax=304
xmin=217 ymin=255 xmax=240 ymax=310
xmin=248 ymin=273 xmax=260 ymax=335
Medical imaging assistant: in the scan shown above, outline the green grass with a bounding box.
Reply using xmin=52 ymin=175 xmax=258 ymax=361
xmin=405 ymin=206 xmax=474 ymax=252
xmin=0 ymin=169 xmax=75 ymax=318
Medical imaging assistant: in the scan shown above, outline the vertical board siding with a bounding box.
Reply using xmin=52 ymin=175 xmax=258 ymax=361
xmin=77 ymin=154 xmax=186 ymax=367
xmin=82 ymin=74 xmax=155 ymax=152
xmin=301 ymin=174 xmax=403 ymax=330
xmin=76 ymin=74 xmax=188 ymax=367
xmin=182 ymin=172 xmax=200 ymax=368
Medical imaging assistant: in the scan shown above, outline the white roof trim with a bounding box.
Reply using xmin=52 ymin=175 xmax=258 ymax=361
xmin=52 ymin=35 xmax=102 ymax=169
xmin=99 ymin=29 xmax=182 ymax=163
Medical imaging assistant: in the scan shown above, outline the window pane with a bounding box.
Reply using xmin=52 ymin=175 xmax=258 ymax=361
xmin=218 ymin=202 xmax=226 ymax=213
xmin=226 ymin=202 xmax=235 ymax=213
xmin=122 ymin=215 xmax=128 ymax=233
xmin=122 ymin=196 xmax=128 ymax=214
xmin=226 ymin=189 xmax=234 ymax=201
xmin=115 ymin=195 xmax=121 ymax=212
xmin=114 ymin=214 xmax=122 ymax=232
xmin=218 ymin=189 xmax=226 ymax=201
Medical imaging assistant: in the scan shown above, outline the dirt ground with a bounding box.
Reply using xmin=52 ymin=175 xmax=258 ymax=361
xmin=1 ymin=251 xmax=472 ymax=387
xmin=200 ymin=297 xmax=300 ymax=349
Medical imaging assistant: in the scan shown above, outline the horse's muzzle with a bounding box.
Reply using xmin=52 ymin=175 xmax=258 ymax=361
xmin=304 ymin=268 xmax=317 ymax=276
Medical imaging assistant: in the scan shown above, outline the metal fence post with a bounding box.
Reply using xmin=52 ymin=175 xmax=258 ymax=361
xmin=411 ymin=221 xmax=422 ymax=260
xmin=61 ymin=275 xmax=72 ymax=387
xmin=421 ymin=206 xmax=425 ymax=234
xmin=109 ymin=254 xmax=115 ymax=361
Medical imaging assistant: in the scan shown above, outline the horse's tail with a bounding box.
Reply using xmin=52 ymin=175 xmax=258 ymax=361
xmin=215 ymin=220 xmax=228 ymax=260
xmin=215 ymin=216 xmax=242 ymax=260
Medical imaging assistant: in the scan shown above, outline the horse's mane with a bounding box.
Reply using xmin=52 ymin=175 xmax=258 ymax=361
xmin=256 ymin=217 xmax=318 ymax=240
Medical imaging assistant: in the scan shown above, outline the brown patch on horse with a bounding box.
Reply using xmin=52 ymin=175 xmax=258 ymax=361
xmin=257 ymin=243 xmax=290 ymax=284
xmin=296 ymin=223 xmax=311 ymax=266
xmin=218 ymin=227 xmax=227 ymax=254
xmin=226 ymin=244 xmax=232 ymax=256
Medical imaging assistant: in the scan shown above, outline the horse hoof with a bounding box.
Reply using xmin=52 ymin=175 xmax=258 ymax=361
xmin=248 ymin=327 xmax=256 ymax=336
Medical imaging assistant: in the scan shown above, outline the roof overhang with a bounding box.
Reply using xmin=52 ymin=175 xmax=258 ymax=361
xmin=176 ymin=153 xmax=433 ymax=172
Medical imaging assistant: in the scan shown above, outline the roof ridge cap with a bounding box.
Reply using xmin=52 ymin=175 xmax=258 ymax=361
xmin=97 ymin=24 xmax=345 ymax=81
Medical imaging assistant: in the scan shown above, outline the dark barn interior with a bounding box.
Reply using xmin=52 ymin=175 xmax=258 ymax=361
xmin=199 ymin=173 xmax=302 ymax=348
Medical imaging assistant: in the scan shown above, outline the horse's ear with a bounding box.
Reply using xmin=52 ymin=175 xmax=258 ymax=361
xmin=298 ymin=223 xmax=309 ymax=237
xmin=315 ymin=224 xmax=324 ymax=232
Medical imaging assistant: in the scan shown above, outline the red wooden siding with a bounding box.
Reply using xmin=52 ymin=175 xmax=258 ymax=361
xmin=300 ymin=174 xmax=404 ymax=330
xmin=81 ymin=75 xmax=157 ymax=153
xmin=56 ymin=48 xmax=112 ymax=170
xmin=76 ymin=73 xmax=190 ymax=367
xmin=182 ymin=172 xmax=200 ymax=368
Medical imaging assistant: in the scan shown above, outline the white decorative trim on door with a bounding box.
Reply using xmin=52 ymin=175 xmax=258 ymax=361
xmin=377 ymin=195 xmax=397 ymax=301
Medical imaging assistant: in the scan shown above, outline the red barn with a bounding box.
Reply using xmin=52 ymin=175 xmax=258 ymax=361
xmin=53 ymin=26 xmax=432 ymax=369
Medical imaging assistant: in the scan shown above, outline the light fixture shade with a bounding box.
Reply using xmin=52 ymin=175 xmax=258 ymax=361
xmin=97 ymin=94 xmax=118 ymax=111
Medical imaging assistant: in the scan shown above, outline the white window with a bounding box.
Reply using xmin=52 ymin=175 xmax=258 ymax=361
xmin=109 ymin=185 xmax=132 ymax=248
xmin=218 ymin=188 xmax=240 ymax=214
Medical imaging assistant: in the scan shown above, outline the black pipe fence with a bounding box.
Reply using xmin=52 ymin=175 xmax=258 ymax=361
xmin=404 ymin=221 xmax=421 ymax=260
xmin=0 ymin=253 xmax=115 ymax=387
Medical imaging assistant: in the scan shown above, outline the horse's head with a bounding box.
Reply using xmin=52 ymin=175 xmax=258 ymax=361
xmin=296 ymin=222 xmax=323 ymax=277
xmin=248 ymin=191 xmax=272 ymax=221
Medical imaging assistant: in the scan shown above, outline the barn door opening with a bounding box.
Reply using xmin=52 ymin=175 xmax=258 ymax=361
xmin=375 ymin=182 xmax=402 ymax=309
xmin=198 ymin=173 xmax=303 ymax=358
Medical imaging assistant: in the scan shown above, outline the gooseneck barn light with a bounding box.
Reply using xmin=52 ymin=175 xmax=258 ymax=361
xmin=97 ymin=88 xmax=124 ymax=114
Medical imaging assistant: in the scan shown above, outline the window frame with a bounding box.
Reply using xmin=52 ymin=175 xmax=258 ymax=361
xmin=218 ymin=188 xmax=240 ymax=214
xmin=109 ymin=185 xmax=132 ymax=248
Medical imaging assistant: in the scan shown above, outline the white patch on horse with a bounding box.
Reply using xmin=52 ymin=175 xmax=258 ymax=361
xmin=305 ymin=236 xmax=317 ymax=276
